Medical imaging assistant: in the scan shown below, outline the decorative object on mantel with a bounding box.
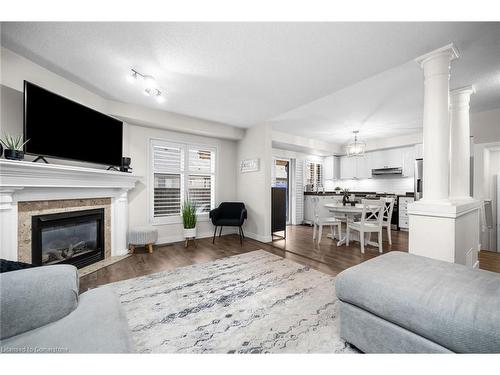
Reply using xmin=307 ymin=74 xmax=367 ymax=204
xmin=240 ymin=158 xmax=260 ymax=173
xmin=120 ymin=157 xmax=133 ymax=173
xmin=128 ymin=226 xmax=158 ymax=254
xmin=345 ymin=130 xmax=366 ymax=157
xmin=341 ymin=188 xmax=351 ymax=206
xmin=182 ymin=199 xmax=197 ymax=248
xmin=0 ymin=134 xmax=29 ymax=161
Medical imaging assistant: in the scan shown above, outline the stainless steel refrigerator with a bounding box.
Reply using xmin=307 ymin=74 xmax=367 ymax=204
xmin=414 ymin=158 xmax=423 ymax=201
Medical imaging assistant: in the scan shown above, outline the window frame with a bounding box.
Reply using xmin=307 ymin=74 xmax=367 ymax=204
xmin=149 ymin=138 xmax=217 ymax=226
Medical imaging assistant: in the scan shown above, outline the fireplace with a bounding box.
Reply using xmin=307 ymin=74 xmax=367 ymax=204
xmin=31 ymin=208 xmax=105 ymax=269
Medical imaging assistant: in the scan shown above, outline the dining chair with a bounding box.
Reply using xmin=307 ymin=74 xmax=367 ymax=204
xmin=346 ymin=199 xmax=384 ymax=254
xmin=381 ymin=197 xmax=395 ymax=245
xmin=311 ymin=197 xmax=342 ymax=245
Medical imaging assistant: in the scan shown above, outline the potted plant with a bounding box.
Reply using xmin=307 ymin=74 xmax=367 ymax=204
xmin=341 ymin=188 xmax=350 ymax=206
xmin=182 ymin=199 xmax=197 ymax=242
xmin=0 ymin=134 xmax=29 ymax=161
xmin=334 ymin=186 xmax=342 ymax=194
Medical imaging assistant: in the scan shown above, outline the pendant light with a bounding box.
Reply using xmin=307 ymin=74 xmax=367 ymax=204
xmin=345 ymin=130 xmax=366 ymax=157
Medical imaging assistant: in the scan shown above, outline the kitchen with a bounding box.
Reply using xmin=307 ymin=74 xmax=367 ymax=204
xmin=272 ymin=142 xmax=423 ymax=236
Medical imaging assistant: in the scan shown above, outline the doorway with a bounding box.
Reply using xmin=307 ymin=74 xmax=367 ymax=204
xmin=273 ymin=158 xmax=290 ymax=224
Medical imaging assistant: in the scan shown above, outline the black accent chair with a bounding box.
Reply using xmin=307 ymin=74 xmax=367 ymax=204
xmin=209 ymin=202 xmax=247 ymax=244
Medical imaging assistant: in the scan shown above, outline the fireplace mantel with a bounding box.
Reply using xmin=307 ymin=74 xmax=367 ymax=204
xmin=0 ymin=159 xmax=142 ymax=262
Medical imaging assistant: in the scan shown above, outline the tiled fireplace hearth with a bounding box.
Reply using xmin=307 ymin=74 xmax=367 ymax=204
xmin=0 ymin=160 xmax=141 ymax=265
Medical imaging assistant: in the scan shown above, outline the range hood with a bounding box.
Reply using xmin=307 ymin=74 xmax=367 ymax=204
xmin=371 ymin=167 xmax=403 ymax=176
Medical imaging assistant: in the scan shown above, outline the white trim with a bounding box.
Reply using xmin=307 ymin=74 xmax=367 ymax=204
xmin=148 ymin=137 xmax=217 ymax=226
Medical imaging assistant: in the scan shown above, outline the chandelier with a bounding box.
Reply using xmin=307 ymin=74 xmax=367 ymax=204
xmin=345 ymin=130 xmax=366 ymax=157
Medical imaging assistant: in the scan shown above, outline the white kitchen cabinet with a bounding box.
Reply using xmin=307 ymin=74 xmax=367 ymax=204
xmin=398 ymin=196 xmax=414 ymax=230
xmin=303 ymin=194 xmax=343 ymax=224
xmin=339 ymin=156 xmax=356 ymax=179
xmin=355 ymin=154 xmax=371 ymax=179
xmin=323 ymin=156 xmax=340 ymax=181
xmin=402 ymin=146 xmax=416 ymax=177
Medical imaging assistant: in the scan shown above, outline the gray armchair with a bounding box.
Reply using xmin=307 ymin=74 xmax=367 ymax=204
xmin=0 ymin=265 xmax=133 ymax=353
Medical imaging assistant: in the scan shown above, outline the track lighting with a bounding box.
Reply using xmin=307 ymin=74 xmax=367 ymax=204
xmin=126 ymin=69 xmax=165 ymax=103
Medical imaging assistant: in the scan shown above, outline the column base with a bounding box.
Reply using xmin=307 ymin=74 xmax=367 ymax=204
xmin=407 ymin=199 xmax=481 ymax=267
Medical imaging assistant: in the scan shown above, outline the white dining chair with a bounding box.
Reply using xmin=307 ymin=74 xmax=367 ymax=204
xmin=312 ymin=197 xmax=342 ymax=245
xmin=381 ymin=197 xmax=395 ymax=245
xmin=346 ymin=199 xmax=384 ymax=254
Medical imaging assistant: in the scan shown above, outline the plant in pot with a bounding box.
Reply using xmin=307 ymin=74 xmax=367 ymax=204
xmin=182 ymin=199 xmax=197 ymax=245
xmin=341 ymin=188 xmax=350 ymax=206
xmin=0 ymin=134 xmax=29 ymax=161
xmin=334 ymin=186 xmax=342 ymax=194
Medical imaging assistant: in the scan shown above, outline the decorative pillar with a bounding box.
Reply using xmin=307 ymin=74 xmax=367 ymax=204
xmin=111 ymin=189 xmax=129 ymax=256
xmin=0 ymin=189 xmax=20 ymax=261
xmin=415 ymin=43 xmax=459 ymax=203
xmin=450 ymin=86 xmax=475 ymax=201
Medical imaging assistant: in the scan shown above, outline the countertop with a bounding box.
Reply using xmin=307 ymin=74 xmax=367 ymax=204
xmin=303 ymin=191 xmax=415 ymax=197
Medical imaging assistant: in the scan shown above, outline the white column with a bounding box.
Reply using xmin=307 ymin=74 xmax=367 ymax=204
xmin=111 ymin=190 xmax=129 ymax=256
xmin=0 ymin=189 xmax=19 ymax=261
xmin=449 ymin=86 xmax=475 ymax=201
xmin=415 ymin=43 xmax=459 ymax=203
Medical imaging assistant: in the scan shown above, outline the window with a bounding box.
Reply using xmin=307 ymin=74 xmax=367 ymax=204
xmin=305 ymin=161 xmax=323 ymax=187
xmin=151 ymin=140 xmax=215 ymax=223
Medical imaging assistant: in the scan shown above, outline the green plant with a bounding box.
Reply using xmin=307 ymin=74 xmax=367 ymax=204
xmin=341 ymin=188 xmax=350 ymax=197
xmin=0 ymin=134 xmax=29 ymax=151
xmin=182 ymin=200 xmax=197 ymax=229
xmin=334 ymin=186 xmax=342 ymax=191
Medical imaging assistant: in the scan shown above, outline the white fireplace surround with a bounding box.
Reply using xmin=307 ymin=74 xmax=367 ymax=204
xmin=0 ymin=160 xmax=141 ymax=262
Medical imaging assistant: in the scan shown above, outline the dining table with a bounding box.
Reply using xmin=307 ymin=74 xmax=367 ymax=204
xmin=324 ymin=202 xmax=379 ymax=247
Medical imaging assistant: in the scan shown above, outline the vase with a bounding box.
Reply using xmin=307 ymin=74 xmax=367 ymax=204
xmin=4 ymin=149 xmax=24 ymax=160
xmin=184 ymin=227 xmax=196 ymax=239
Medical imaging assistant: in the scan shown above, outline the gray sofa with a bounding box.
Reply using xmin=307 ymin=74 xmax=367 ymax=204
xmin=0 ymin=265 xmax=133 ymax=353
xmin=336 ymin=251 xmax=500 ymax=353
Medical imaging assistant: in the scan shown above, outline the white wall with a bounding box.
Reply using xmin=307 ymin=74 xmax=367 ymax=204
xmin=125 ymin=123 xmax=237 ymax=243
xmin=237 ymin=124 xmax=272 ymax=242
xmin=471 ymin=108 xmax=500 ymax=144
xmin=0 ymin=47 xmax=244 ymax=141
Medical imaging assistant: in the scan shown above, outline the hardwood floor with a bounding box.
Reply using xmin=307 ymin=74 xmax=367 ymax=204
xmin=478 ymin=250 xmax=500 ymax=273
xmin=79 ymin=224 xmax=408 ymax=292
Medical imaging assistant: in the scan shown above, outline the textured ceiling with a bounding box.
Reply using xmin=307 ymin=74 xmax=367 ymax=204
xmin=1 ymin=22 xmax=499 ymax=141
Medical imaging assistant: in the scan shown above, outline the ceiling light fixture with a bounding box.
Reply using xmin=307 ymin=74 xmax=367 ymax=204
xmin=345 ymin=130 xmax=366 ymax=157
xmin=126 ymin=69 xmax=165 ymax=103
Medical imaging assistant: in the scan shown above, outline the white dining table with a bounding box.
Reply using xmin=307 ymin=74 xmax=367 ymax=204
xmin=324 ymin=203 xmax=378 ymax=247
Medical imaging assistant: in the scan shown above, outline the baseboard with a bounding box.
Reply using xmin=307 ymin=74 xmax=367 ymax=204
xmin=156 ymin=227 xmax=238 ymax=246
xmin=244 ymin=231 xmax=272 ymax=243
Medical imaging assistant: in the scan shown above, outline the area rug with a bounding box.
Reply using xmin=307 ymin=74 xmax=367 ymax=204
xmin=108 ymin=250 xmax=355 ymax=353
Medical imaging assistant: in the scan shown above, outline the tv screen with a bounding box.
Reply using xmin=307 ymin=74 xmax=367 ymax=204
xmin=24 ymin=81 xmax=123 ymax=166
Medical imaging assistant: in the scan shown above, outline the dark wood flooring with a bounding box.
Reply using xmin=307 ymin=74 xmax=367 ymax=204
xmin=79 ymin=224 xmax=408 ymax=292
xmin=478 ymin=250 xmax=500 ymax=273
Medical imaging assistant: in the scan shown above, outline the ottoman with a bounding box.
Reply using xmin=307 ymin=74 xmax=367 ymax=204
xmin=128 ymin=226 xmax=158 ymax=254
xmin=335 ymin=251 xmax=500 ymax=353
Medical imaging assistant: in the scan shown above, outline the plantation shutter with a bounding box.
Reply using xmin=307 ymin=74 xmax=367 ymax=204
xmin=188 ymin=148 xmax=215 ymax=213
xmin=152 ymin=143 xmax=184 ymax=217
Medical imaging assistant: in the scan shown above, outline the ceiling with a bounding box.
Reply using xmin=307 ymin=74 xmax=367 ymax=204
xmin=1 ymin=22 xmax=500 ymax=142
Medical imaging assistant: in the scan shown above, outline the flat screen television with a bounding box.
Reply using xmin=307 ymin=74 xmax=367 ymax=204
xmin=24 ymin=81 xmax=123 ymax=166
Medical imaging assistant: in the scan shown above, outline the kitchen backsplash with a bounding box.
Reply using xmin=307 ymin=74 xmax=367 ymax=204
xmin=324 ymin=177 xmax=414 ymax=194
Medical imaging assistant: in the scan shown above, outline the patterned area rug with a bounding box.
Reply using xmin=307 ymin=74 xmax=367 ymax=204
xmin=108 ymin=250 xmax=355 ymax=353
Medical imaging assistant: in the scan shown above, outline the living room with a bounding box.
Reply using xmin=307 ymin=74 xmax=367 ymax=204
xmin=1 ymin=1 xmax=499 ymax=372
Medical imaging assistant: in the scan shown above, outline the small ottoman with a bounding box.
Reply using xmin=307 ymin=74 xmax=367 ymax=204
xmin=128 ymin=226 xmax=158 ymax=254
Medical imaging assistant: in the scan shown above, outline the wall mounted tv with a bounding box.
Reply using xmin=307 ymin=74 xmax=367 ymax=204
xmin=24 ymin=81 xmax=123 ymax=166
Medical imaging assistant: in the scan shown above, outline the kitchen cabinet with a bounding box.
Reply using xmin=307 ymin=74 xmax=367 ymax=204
xmin=398 ymin=196 xmax=414 ymax=230
xmin=303 ymin=194 xmax=343 ymax=224
xmin=323 ymin=156 xmax=340 ymax=181
xmin=402 ymin=146 xmax=416 ymax=177
xmin=415 ymin=143 xmax=423 ymax=159
xmin=339 ymin=156 xmax=356 ymax=179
